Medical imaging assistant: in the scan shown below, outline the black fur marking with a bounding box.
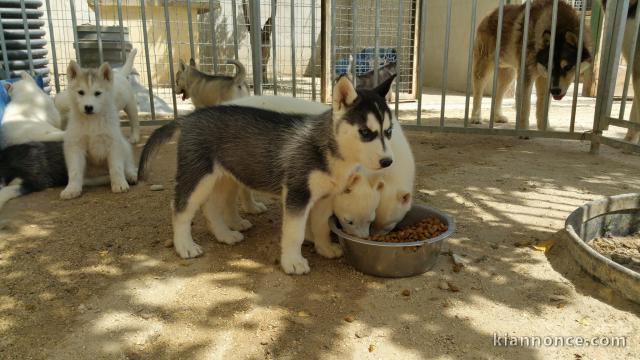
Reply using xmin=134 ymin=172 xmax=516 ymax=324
xmin=0 ymin=142 xmax=68 ymax=196
xmin=535 ymin=30 xmax=591 ymax=88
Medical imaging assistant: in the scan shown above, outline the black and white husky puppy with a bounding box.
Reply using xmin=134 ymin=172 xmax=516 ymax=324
xmin=138 ymin=76 xmax=396 ymax=274
xmin=0 ymin=141 xmax=109 ymax=211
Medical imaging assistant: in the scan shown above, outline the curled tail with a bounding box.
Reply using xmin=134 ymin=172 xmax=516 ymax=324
xmin=119 ymin=48 xmax=138 ymax=77
xmin=227 ymin=59 xmax=246 ymax=84
xmin=138 ymin=121 xmax=179 ymax=180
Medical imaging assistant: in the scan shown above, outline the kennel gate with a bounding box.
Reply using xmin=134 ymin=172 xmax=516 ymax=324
xmin=0 ymin=0 xmax=638 ymax=154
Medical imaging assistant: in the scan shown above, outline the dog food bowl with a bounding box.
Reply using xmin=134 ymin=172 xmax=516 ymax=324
xmin=330 ymin=203 xmax=456 ymax=278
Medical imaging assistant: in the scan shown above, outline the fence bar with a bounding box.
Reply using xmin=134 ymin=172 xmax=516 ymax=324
xmin=69 ymin=0 xmax=81 ymax=64
xmin=248 ymin=0 xmax=262 ymax=94
xmin=599 ymin=135 xmax=640 ymax=154
xmin=270 ymin=0 xmax=277 ymax=94
xmin=209 ymin=0 xmax=219 ymax=72
xmin=541 ymin=0 xmax=558 ymax=131
xmin=569 ymin=0 xmax=587 ymax=132
xmin=394 ymin=0 xmax=403 ymax=116
xmin=139 ymin=0 xmax=155 ymax=120
xmin=403 ymin=124 xmax=589 ymax=141
xmin=439 ymin=0 xmax=452 ymax=127
xmin=416 ymin=0 xmax=428 ymax=125
xmin=464 ymin=0 xmax=478 ymax=127
xmin=374 ymin=0 xmax=381 ymax=85
xmin=488 ymin=0 xmax=505 ymax=129
xmin=605 ymin=116 xmax=640 ymax=131
xmin=290 ymin=1 xmax=297 ymax=96
xmin=20 ymin=0 xmax=35 ymax=74
xmin=311 ymin=0 xmax=316 ymax=100
xmin=351 ymin=0 xmax=357 ymax=86
xmin=331 ymin=0 xmax=336 ymax=83
xmin=0 ymin=10 xmax=9 ymax=79
xmin=231 ymin=0 xmax=240 ymax=60
xmin=163 ymin=0 xmax=178 ymax=119
xmin=590 ymin=0 xmax=629 ymax=153
xmin=94 ymin=0 xmax=104 ymax=65
xmin=618 ymin=12 xmax=640 ymax=121
xmin=44 ymin=0 xmax=60 ymax=92
xmin=515 ymin=0 xmax=531 ymax=130
xmin=186 ymin=0 xmax=195 ymax=61
xmin=117 ymin=0 xmax=126 ymax=64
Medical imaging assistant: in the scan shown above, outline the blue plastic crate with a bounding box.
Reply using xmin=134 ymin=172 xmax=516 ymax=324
xmin=335 ymin=48 xmax=398 ymax=76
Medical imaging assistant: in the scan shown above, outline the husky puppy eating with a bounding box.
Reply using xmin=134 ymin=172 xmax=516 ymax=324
xmin=60 ymin=61 xmax=138 ymax=200
xmin=2 ymin=72 xmax=64 ymax=147
xmin=54 ymin=49 xmax=140 ymax=143
xmin=471 ymin=0 xmax=591 ymax=129
xmin=138 ymin=76 xmax=395 ymax=274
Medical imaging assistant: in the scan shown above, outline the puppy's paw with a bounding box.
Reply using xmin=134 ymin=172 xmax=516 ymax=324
xmin=215 ymin=230 xmax=244 ymax=245
xmin=495 ymin=114 xmax=509 ymax=123
xmin=111 ymin=180 xmax=130 ymax=193
xmin=129 ymin=132 xmax=140 ymax=144
xmin=175 ymin=240 xmax=203 ymax=258
xmin=280 ymin=253 xmax=310 ymax=275
xmin=228 ymin=218 xmax=253 ymax=231
xmin=470 ymin=116 xmax=482 ymax=124
xmin=60 ymin=186 xmax=82 ymax=200
xmin=126 ymin=171 xmax=138 ymax=185
xmin=315 ymin=242 xmax=343 ymax=259
xmin=243 ymin=201 xmax=268 ymax=214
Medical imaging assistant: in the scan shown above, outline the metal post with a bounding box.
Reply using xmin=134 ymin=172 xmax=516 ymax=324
xmin=541 ymin=0 xmax=559 ymax=131
xmin=232 ymin=0 xmax=240 ymax=60
xmin=311 ymin=0 xmax=316 ymax=100
xmin=351 ymin=0 xmax=357 ymax=86
xmin=44 ymin=0 xmax=60 ymax=92
xmin=94 ymin=0 xmax=104 ymax=65
xmin=331 ymin=0 xmax=336 ymax=83
xmin=271 ymin=0 xmax=277 ymax=94
xmin=20 ymin=0 xmax=35 ymax=74
xmin=488 ymin=0 xmax=504 ymax=129
xmin=374 ymin=0 xmax=381 ymax=85
xmin=394 ymin=0 xmax=404 ymax=116
xmin=416 ymin=0 xmax=428 ymax=125
xmin=515 ymin=0 xmax=531 ymax=131
xmin=570 ymin=0 xmax=587 ymax=132
xmin=618 ymin=12 xmax=640 ymax=121
xmin=248 ymin=0 xmax=262 ymax=95
xmin=464 ymin=0 xmax=478 ymax=127
xmin=117 ymin=0 xmax=126 ymax=64
xmin=209 ymin=0 xmax=219 ymax=72
xmin=139 ymin=0 xmax=155 ymax=120
xmin=591 ymin=0 xmax=629 ymax=154
xmin=290 ymin=0 xmax=297 ymax=97
xmin=186 ymin=0 xmax=195 ymax=61
xmin=69 ymin=0 xmax=81 ymax=65
xmin=439 ymin=0 xmax=452 ymax=127
xmin=0 ymin=10 xmax=9 ymax=79
xmin=163 ymin=0 xmax=178 ymax=119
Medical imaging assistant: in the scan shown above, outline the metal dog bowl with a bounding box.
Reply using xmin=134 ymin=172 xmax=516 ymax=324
xmin=565 ymin=193 xmax=640 ymax=303
xmin=330 ymin=204 xmax=456 ymax=278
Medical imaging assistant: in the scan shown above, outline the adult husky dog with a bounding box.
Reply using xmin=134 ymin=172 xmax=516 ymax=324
xmin=138 ymin=76 xmax=395 ymax=274
xmin=471 ymin=0 xmax=591 ymax=129
xmin=600 ymin=0 xmax=640 ymax=144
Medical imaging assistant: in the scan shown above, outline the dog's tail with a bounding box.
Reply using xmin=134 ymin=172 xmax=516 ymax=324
xmin=227 ymin=59 xmax=246 ymax=85
xmin=119 ymin=48 xmax=138 ymax=77
xmin=138 ymin=120 xmax=179 ymax=181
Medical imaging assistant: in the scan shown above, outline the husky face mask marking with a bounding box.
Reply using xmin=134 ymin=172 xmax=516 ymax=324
xmin=333 ymin=75 xmax=396 ymax=171
xmin=536 ymin=30 xmax=591 ymax=101
xmin=67 ymin=61 xmax=114 ymax=116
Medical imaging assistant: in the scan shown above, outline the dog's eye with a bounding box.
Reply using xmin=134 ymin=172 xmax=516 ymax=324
xmin=358 ymin=128 xmax=376 ymax=141
xmin=344 ymin=219 xmax=354 ymax=226
xmin=78 ymin=90 xmax=84 ymax=96
xmin=384 ymin=128 xmax=393 ymax=138
xmin=94 ymin=91 xmax=101 ymax=97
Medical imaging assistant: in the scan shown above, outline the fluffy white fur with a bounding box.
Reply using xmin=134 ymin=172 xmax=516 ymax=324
xmin=60 ymin=61 xmax=137 ymax=200
xmin=54 ymin=49 xmax=140 ymax=143
xmin=1 ymin=72 xmax=63 ymax=146
xmin=224 ymin=95 xmax=415 ymax=236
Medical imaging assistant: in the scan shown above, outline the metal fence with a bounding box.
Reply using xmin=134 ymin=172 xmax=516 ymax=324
xmin=0 ymin=0 xmax=639 ymax=154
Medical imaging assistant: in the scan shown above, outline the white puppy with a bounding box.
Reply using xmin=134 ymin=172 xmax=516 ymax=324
xmin=225 ymin=95 xmax=415 ymax=236
xmin=60 ymin=61 xmax=137 ymax=200
xmin=55 ymin=49 xmax=140 ymax=143
xmin=1 ymin=72 xmax=64 ymax=146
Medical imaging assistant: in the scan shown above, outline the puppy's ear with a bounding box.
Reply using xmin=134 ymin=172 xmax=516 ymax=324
xmin=374 ymin=179 xmax=385 ymax=192
xmin=179 ymin=59 xmax=186 ymax=71
xmin=398 ymin=192 xmax=412 ymax=205
xmin=3 ymin=83 xmax=12 ymax=92
xmin=98 ymin=62 xmax=113 ymax=82
xmin=189 ymin=58 xmax=196 ymax=67
xmin=565 ymin=31 xmax=578 ymax=47
xmin=343 ymin=173 xmax=361 ymax=194
xmin=67 ymin=60 xmax=81 ymax=81
xmin=374 ymin=73 xmax=396 ymax=98
xmin=332 ymin=75 xmax=358 ymax=112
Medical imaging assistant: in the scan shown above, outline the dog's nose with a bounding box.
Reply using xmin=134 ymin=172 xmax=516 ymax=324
xmin=550 ymin=88 xmax=562 ymax=96
xmin=379 ymin=158 xmax=393 ymax=168
xmin=84 ymin=105 xmax=94 ymax=114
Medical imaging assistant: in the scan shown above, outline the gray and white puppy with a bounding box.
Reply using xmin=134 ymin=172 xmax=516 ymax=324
xmin=138 ymin=75 xmax=396 ymax=275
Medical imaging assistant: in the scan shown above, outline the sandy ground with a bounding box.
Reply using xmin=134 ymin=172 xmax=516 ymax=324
xmin=1 ymin=126 xmax=639 ymax=360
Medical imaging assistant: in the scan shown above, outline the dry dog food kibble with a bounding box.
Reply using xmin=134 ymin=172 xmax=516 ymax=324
xmin=369 ymin=217 xmax=448 ymax=243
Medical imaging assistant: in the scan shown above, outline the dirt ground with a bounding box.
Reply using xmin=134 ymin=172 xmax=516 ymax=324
xmin=1 ymin=127 xmax=639 ymax=360
xmin=591 ymin=234 xmax=640 ymax=274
